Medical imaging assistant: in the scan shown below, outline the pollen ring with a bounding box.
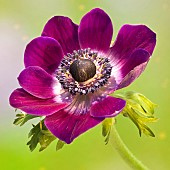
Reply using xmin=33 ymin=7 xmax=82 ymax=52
xmin=56 ymin=48 xmax=112 ymax=95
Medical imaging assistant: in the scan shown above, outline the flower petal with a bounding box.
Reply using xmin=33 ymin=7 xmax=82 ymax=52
xmin=79 ymin=8 xmax=113 ymax=53
xmin=109 ymin=24 xmax=156 ymax=62
xmin=42 ymin=16 xmax=80 ymax=54
xmin=90 ymin=96 xmax=126 ymax=118
xmin=45 ymin=109 xmax=104 ymax=144
xmin=9 ymin=88 xmax=69 ymax=116
xmin=117 ymin=62 xmax=148 ymax=90
xmin=112 ymin=49 xmax=150 ymax=85
xmin=24 ymin=37 xmax=64 ymax=74
xmin=18 ymin=66 xmax=60 ymax=99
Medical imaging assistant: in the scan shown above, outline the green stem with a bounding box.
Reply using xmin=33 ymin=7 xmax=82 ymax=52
xmin=110 ymin=121 xmax=150 ymax=170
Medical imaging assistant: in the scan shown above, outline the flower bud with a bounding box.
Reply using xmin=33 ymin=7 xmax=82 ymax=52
xmin=113 ymin=91 xmax=158 ymax=137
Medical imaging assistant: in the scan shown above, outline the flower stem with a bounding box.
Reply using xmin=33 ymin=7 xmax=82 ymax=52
xmin=110 ymin=120 xmax=150 ymax=170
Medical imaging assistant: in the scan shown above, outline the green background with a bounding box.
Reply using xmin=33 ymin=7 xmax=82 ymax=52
xmin=0 ymin=0 xmax=169 ymax=169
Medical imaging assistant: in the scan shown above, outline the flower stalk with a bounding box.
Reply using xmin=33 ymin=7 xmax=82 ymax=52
xmin=110 ymin=119 xmax=149 ymax=170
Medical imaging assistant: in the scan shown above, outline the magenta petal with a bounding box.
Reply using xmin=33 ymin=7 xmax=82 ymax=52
xmin=110 ymin=24 xmax=156 ymax=62
xmin=18 ymin=66 xmax=59 ymax=99
xmin=42 ymin=16 xmax=80 ymax=54
xmin=112 ymin=49 xmax=150 ymax=85
xmin=79 ymin=8 xmax=113 ymax=53
xmin=118 ymin=49 xmax=150 ymax=76
xmin=45 ymin=109 xmax=104 ymax=144
xmin=90 ymin=96 xmax=126 ymax=118
xmin=117 ymin=62 xmax=148 ymax=90
xmin=9 ymin=88 xmax=68 ymax=116
xmin=24 ymin=37 xmax=64 ymax=75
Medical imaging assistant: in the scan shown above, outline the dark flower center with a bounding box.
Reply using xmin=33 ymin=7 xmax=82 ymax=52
xmin=56 ymin=48 xmax=112 ymax=95
xmin=69 ymin=59 xmax=96 ymax=82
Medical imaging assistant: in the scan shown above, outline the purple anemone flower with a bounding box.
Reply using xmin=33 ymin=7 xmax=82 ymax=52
xmin=9 ymin=8 xmax=156 ymax=144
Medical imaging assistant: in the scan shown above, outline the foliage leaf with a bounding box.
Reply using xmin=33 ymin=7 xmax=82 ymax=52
xmin=13 ymin=113 xmax=39 ymax=126
xmin=27 ymin=121 xmax=57 ymax=152
xmin=56 ymin=140 xmax=65 ymax=151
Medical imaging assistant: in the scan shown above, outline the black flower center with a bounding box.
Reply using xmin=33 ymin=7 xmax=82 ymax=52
xmin=69 ymin=59 xmax=96 ymax=82
xmin=56 ymin=48 xmax=112 ymax=95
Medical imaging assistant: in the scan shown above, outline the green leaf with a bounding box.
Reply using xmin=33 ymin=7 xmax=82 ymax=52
xmin=20 ymin=114 xmax=39 ymax=126
xmin=27 ymin=123 xmax=41 ymax=151
xmin=13 ymin=117 xmax=25 ymax=125
xmin=27 ymin=121 xmax=57 ymax=152
xmin=39 ymin=134 xmax=56 ymax=152
xmin=13 ymin=113 xmax=60 ymax=151
xmin=56 ymin=140 xmax=65 ymax=151
xmin=13 ymin=113 xmax=39 ymax=126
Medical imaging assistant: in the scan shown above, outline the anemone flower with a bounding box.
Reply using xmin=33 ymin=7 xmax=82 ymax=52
xmin=9 ymin=8 xmax=156 ymax=144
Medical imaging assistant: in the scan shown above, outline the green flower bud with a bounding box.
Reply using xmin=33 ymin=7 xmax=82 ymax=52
xmin=113 ymin=91 xmax=158 ymax=137
xmin=124 ymin=91 xmax=157 ymax=116
xmin=102 ymin=118 xmax=115 ymax=144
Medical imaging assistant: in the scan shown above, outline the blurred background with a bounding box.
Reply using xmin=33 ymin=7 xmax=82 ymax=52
xmin=0 ymin=0 xmax=169 ymax=169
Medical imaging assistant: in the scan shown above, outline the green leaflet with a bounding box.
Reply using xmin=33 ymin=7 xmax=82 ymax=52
xmin=27 ymin=121 xmax=57 ymax=152
xmin=13 ymin=113 xmax=66 ymax=152
xmin=13 ymin=113 xmax=39 ymax=126
xmin=56 ymin=140 xmax=65 ymax=151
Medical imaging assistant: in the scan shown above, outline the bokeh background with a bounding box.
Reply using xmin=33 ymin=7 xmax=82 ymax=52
xmin=0 ymin=0 xmax=169 ymax=169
